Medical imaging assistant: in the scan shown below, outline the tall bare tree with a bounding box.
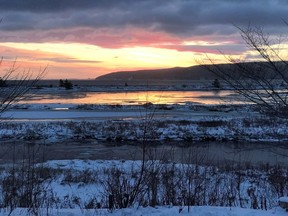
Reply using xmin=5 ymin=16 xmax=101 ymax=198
xmin=203 ymin=24 xmax=288 ymax=117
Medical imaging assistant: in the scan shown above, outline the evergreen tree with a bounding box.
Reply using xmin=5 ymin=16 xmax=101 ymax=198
xmin=0 ymin=77 xmax=7 ymax=87
xmin=64 ymin=79 xmax=73 ymax=89
xmin=59 ymin=79 xmax=73 ymax=89
xmin=59 ymin=79 xmax=64 ymax=87
xmin=212 ymin=78 xmax=220 ymax=89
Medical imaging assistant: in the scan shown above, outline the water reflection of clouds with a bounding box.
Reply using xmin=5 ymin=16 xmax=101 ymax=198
xmin=27 ymin=92 xmax=88 ymax=100
xmin=22 ymin=90 xmax=242 ymax=105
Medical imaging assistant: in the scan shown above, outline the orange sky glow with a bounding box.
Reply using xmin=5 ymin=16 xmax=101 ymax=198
xmin=0 ymin=39 xmax=243 ymax=79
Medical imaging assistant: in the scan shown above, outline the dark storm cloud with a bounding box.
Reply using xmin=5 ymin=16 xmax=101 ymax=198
xmin=0 ymin=0 xmax=287 ymax=37
xmin=0 ymin=0 xmax=142 ymax=12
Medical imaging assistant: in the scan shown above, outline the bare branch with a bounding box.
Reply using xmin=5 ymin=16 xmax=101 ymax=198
xmin=0 ymin=63 xmax=46 ymax=114
xmin=202 ymin=24 xmax=288 ymax=117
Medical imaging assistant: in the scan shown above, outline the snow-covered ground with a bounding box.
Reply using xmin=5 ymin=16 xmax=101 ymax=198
xmin=2 ymin=205 xmax=286 ymax=216
xmin=1 ymin=87 xmax=288 ymax=215
xmin=1 ymin=104 xmax=250 ymax=120
xmin=0 ymin=103 xmax=286 ymax=143
xmin=0 ymin=159 xmax=287 ymax=216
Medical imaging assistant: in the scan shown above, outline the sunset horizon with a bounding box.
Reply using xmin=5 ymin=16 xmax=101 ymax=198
xmin=0 ymin=0 xmax=287 ymax=79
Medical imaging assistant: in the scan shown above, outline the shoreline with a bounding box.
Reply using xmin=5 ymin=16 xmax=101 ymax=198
xmin=0 ymin=103 xmax=286 ymax=144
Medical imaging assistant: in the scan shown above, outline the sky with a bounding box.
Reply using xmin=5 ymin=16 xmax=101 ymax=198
xmin=0 ymin=0 xmax=287 ymax=79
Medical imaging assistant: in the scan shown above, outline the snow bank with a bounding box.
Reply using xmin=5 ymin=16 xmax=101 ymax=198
xmin=1 ymin=110 xmax=287 ymax=143
xmin=1 ymin=206 xmax=285 ymax=216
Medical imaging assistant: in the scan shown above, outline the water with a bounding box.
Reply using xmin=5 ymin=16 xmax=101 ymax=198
xmin=8 ymin=81 xmax=279 ymax=166
xmin=0 ymin=140 xmax=287 ymax=167
xmin=24 ymin=79 xmax=245 ymax=105
xmin=24 ymin=90 xmax=240 ymax=105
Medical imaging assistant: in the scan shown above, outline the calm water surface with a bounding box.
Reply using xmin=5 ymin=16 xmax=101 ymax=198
xmin=0 ymin=141 xmax=287 ymax=166
xmin=25 ymin=90 xmax=240 ymax=105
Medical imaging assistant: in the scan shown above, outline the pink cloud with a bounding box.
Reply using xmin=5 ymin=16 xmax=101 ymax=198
xmin=0 ymin=27 xmax=182 ymax=48
xmin=44 ymin=27 xmax=184 ymax=49
xmin=0 ymin=26 xmax=246 ymax=57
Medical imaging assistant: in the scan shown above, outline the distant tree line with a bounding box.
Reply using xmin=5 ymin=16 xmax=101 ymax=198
xmin=59 ymin=79 xmax=73 ymax=89
xmin=212 ymin=78 xmax=221 ymax=89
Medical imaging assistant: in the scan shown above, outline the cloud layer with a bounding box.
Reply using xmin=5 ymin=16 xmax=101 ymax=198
xmin=0 ymin=0 xmax=287 ymax=46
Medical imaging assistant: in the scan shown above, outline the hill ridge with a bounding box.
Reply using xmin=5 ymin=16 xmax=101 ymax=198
xmin=95 ymin=62 xmax=283 ymax=81
xmin=95 ymin=65 xmax=216 ymax=81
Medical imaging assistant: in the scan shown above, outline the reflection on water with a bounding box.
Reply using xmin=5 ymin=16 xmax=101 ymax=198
xmin=24 ymin=90 xmax=241 ymax=105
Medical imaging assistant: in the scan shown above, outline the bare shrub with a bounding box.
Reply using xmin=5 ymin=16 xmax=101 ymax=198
xmin=267 ymin=165 xmax=288 ymax=197
xmin=0 ymin=144 xmax=55 ymax=215
xmin=197 ymin=120 xmax=227 ymax=128
xmin=101 ymin=166 xmax=146 ymax=209
xmin=61 ymin=169 xmax=98 ymax=185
